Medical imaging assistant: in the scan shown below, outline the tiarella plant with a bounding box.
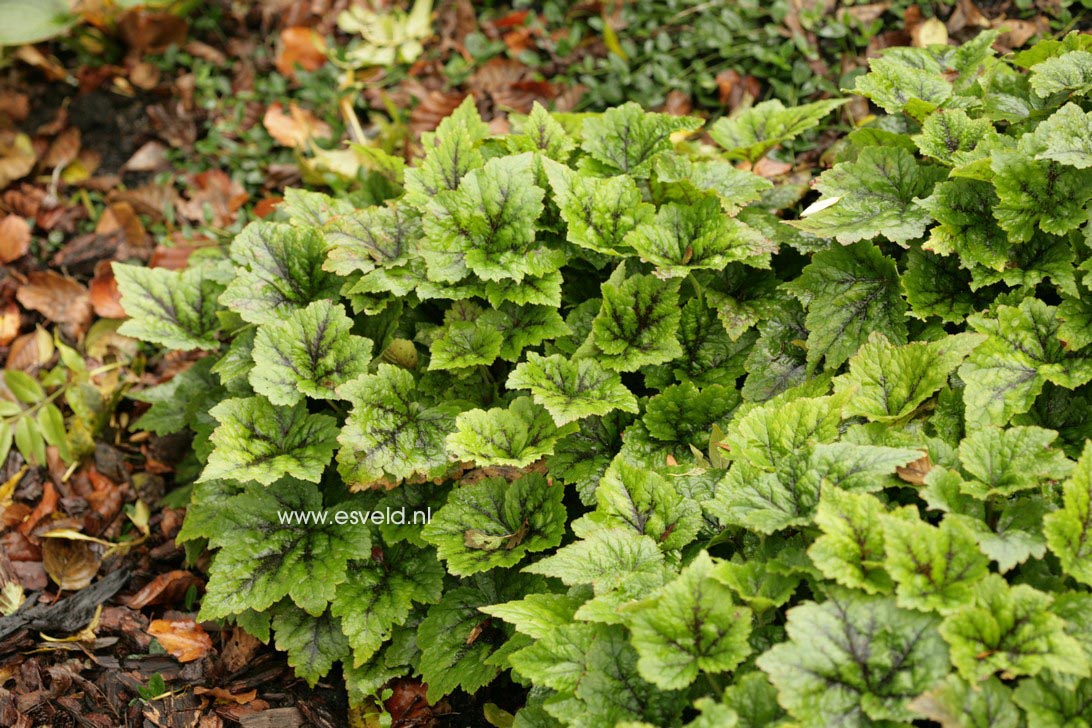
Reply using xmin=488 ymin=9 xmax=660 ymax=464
xmin=116 ymin=29 xmax=1092 ymax=727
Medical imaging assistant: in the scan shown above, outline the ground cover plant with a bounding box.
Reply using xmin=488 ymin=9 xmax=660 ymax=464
xmin=104 ymin=26 xmax=1092 ymax=726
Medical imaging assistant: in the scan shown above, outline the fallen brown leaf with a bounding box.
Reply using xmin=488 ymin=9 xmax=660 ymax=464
xmin=275 ymin=27 xmax=327 ymax=78
xmin=15 ymin=271 xmax=93 ymax=339
xmin=5 ymin=327 xmax=54 ymax=371
xmin=194 ymin=687 xmax=258 ymax=705
xmin=220 ymin=626 xmax=261 ymax=673
xmin=42 ymin=538 xmax=102 ymax=591
xmin=148 ymin=619 xmax=212 ymax=663
xmin=0 ymin=301 xmax=20 ymax=346
xmin=912 ymin=16 xmax=949 ymax=48
xmin=41 ymin=128 xmax=81 ymax=170
xmin=126 ymin=570 xmax=203 ymax=609
xmin=0 ymin=215 xmax=30 ymax=263
xmin=89 ymin=260 xmax=126 ymax=319
xmin=117 ymin=9 xmax=189 ymax=54
xmin=754 ymin=157 xmax=793 ymax=178
xmin=262 ymin=103 xmax=332 ymax=148
xmin=896 ymin=452 xmax=933 ymax=485
xmin=18 ymin=481 xmax=58 ymax=537
xmin=0 ymin=131 xmax=37 ymax=188
xmin=177 ymin=171 xmax=248 ymax=228
xmin=411 ymin=91 xmax=471 ymax=136
xmin=123 ymin=141 xmax=170 ymax=173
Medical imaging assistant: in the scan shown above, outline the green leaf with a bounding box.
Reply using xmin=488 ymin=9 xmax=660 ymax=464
xmin=653 ymin=154 xmax=772 ymax=215
xmin=714 ymin=559 xmax=800 ymax=614
xmin=708 ymin=99 xmax=845 ymax=163
xmin=332 ymin=542 xmax=444 ymax=666
xmin=544 ymin=159 xmax=654 ymax=256
xmin=1029 ymin=50 xmax=1092 ymax=98
xmin=623 ymin=552 xmax=752 ymax=690
xmin=3 ymin=370 xmax=43 ymax=404
xmin=423 ymin=153 xmax=560 ymax=284
xmin=835 ymin=332 xmax=983 ymax=422
xmin=757 ymin=591 xmax=950 ymax=726
xmin=852 ymin=55 xmax=952 ymax=118
xmin=1033 ymin=103 xmax=1092 ymax=169
xmin=960 ymin=298 xmax=1092 ymax=428
xmin=422 ymin=473 xmax=566 ymax=576
xmin=580 ymin=460 xmax=703 ymax=551
xmin=580 ymin=102 xmax=700 ymax=178
xmin=807 ymin=488 xmax=892 ymax=595
xmin=199 ymin=479 xmax=371 ymax=619
xmin=914 ymin=109 xmax=996 ymax=164
xmin=403 ymin=97 xmax=486 ymax=206
xmin=917 ymin=178 xmax=1011 ymax=272
xmin=721 ymin=672 xmax=790 ymax=728
xmin=115 ymin=264 xmax=223 ymax=350
xmin=220 ymin=222 xmax=341 ymax=324
xmin=991 ymin=150 xmax=1092 ymax=242
xmin=322 ymin=201 xmax=421 ymax=276
xmin=909 ymin=675 xmax=1020 ymax=728
xmin=625 ymin=196 xmax=771 ymax=277
xmin=480 ymin=304 xmax=570 ymax=362
xmin=280 ymin=187 xmax=353 ymax=227
xmin=524 ymin=527 xmax=664 ymax=593
xmin=507 ymin=352 xmax=638 ymax=426
xmin=940 ymin=574 xmax=1089 ymax=682
xmin=0 ymin=0 xmax=74 ymax=46
xmin=1045 ymin=442 xmax=1092 ymax=587
xmin=337 ymin=364 xmax=461 ymax=489
xmin=507 ymin=102 xmax=576 ymax=161
xmin=1014 ymin=674 xmax=1092 ymax=728
xmin=201 ymin=397 xmax=338 ymax=485
xmin=883 ymin=508 xmax=989 ymax=614
xmin=902 ymin=247 xmax=978 ymax=323
xmin=957 ymin=425 xmax=1073 ymax=499
xmin=787 ymin=146 xmax=944 ymax=245
xmin=272 ymin=605 xmax=349 ymax=687
xmin=584 ymin=263 xmax=683 ymax=372
xmin=250 ymin=300 xmax=373 ymax=406
xmin=428 ymin=320 xmax=503 ymax=371
xmin=447 ymin=397 xmax=574 ymax=468
xmin=786 ymin=242 xmax=907 ymax=371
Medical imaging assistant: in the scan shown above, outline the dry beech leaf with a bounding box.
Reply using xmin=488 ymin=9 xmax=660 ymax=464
xmin=123 ymin=141 xmax=169 ymax=173
xmin=5 ymin=327 xmax=54 ymax=371
xmin=262 ymin=103 xmax=332 ymax=148
xmin=276 ymin=27 xmax=327 ymax=78
xmin=220 ymin=626 xmax=261 ymax=673
xmin=15 ymin=271 xmax=93 ymax=337
xmin=148 ymin=619 xmax=212 ymax=663
xmin=42 ymin=538 xmax=102 ymax=591
xmin=42 ymin=128 xmax=81 ymax=170
xmin=912 ymin=17 xmax=948 ymax=48
xmin=89 ymin=261 xmax=126 ymax=319
xmin=126 ymin=570 xmax=203 ymax=609
xmin=116 ymin=9 xmax=189 ymax=55
xmin=0 ymin=132 xmax=37 ymax=189
xmin=194 ymin=687 xmax=257 ymax=705
xmin=0 ymin=302 xmax=21 ymax=346
xmin=896 ymin=452 xmax=933 ymax=485
xmin=0 ymin=215 xmax=31 ymax=263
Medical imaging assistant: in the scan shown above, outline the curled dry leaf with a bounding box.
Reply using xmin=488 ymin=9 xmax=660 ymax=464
xmin=42 ymin=537 xmax=102 ymax=591
xmin=0 ymin=215 xmax=30 ymax=264
xmin=116 ymin=9 xmax=189 ymax=54
xmin=41 ymin=128 xmax=81 ymax=171
xmin=5 ymin=327 xmax=54 ymax=371
xmin=89 ymin=261 xmax=126 ymax=319
xmin=275 ymin=27 xmax=327 ymax=78
xmin=411 ymin=91 xmax=471 ymax=136
xmin=220 ymin=626 xmax=262 ymax=673
xmin=0 ymin=302 xmax=20 ymax=346
xmin=123 ymin=141 xmax=170 ymax=173
xmin=148 ymin=619 xmax=213 ymax=663
xmin=15 ymin=270 xmax=93 ymax=339
xmin=126 ymin=570 xmax=203 ymax=609
xmin=194 ymin=687 xmax=257 ymax=705
xmin=262 ymin=103 xmax=332 ymax=148
xmin=896 ymin=452 xmax=933 ymax=485
xmin=0 ymin=132 xmax=36 ymax=188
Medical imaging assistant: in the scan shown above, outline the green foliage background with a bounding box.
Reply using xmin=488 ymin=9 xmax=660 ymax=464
xmin=117 ymin=29 xmax=1092 ymax=727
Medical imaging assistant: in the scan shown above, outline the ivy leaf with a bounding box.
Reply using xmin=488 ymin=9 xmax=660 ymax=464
xmin=423 ymin=153 xmax=561 ymax=284
xmin=199 ymin=479 xmax=371 ymax=619
xmin=1045 ymin=442 xmax=1092 ymax=587
xmin=909 ymin=675 xmax=1020 ymax=728
xmin=1029 ymin=50 xmax=1092 ymax=98
xmin=625 ymin=196 xmax=772 ymax=277
xmin=707 ymin=99 xmax=845 ymax=163
xmin=220 ymin=222 xmax=341 ymax=324
xmin=584 ymin=263 xmax=683 ymax=372
xmin=447 ymin=397 xmax=575 ymax=468
xmin=786 ymin=242 xmax=907 ymax=372
xmin=544 ymin=159 xmax=654 ymax=256
xmin=787 ymin=146 xmax=944 ymax=245
xmin=883 ymin=508 xmax=989 ymax=614
xmin=941 ymin=574 xmax=1089 ymax=682
xmin=1033 ymin=102 xmax=1092 ymax=169
xmin=322 ymin=201 xmax=421 ymax=276
xmin=422 ymin=473 xmax=566 ymax=576
xmin=506 ymin=352 xmax=638 ymax=426
xmin=271 ymin=605 xmax=349 ymax=687
xmin=331 ymin=543 xmax=444 ymax=666
xmin=200 ymin=397 xmax=338 ymax=485
xmin=337 ymin=365 xmax=462 ymax=490
xmin=834 ymin=332 xmax=983 ymax=422
xmin=756 ymin=591 xmax=950 ymax=726
xmin=580 ymin=102 xmax=700 ymax=178
xmin=957 ymin=425 xmax=1073 ymax=499
xmin=115 ymin=264 xmax=223 ymax=351
xmin=807 ymin=488 xmax=893 ymax=595
xmin=250 ymin=300 xmax=373 ymax=406
xmin=960 ymin=298 xmax=1092 ymax=428
xmin=579 ymin=460 xmax=703 ymax=551
xmin=623 ymin=552 xmax=752 ymax=690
